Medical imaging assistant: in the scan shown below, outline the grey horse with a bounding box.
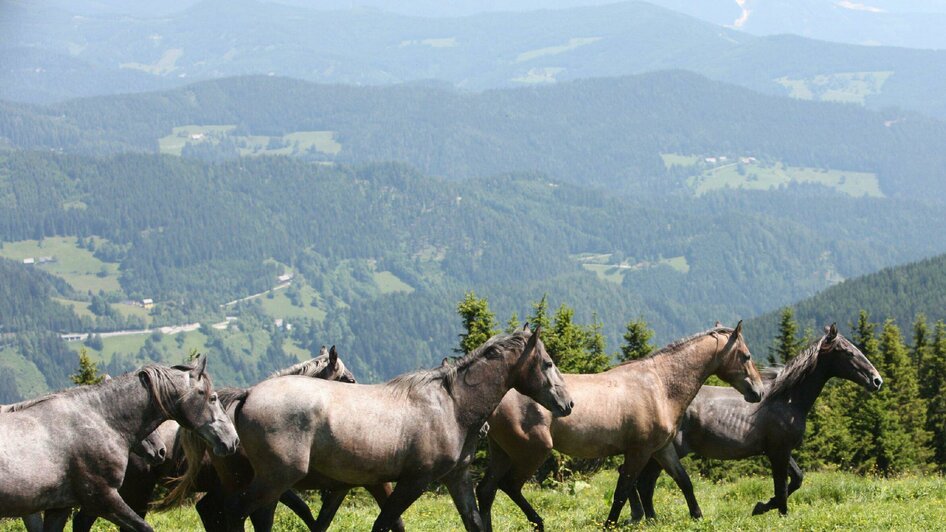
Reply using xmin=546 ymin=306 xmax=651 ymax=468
xmin=630 ymin=324 xmax=883 ymax=518
xmin=216 ymin=325 xmax=573 ymax=531
xmin=0 ymin=356 xmax=239 ymax=532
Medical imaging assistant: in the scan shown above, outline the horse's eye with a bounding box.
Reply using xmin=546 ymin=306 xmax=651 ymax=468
xmin=543 ymin=361 xmax=553 ymax=370
xmin=209 ymin=393 xmax=217 ymax=403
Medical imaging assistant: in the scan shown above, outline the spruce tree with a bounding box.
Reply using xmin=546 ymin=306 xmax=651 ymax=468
xmin=620 ymin=317 xmax=655 ymax=362
xmin=925 ymin=321 xmax=946 ymax=468
xmin=505 ymin=312 xmax=521 ymax=334
xmin=912 ymin=314 xmax=930 ymax=373
xmin=769 ymin=307 xmax=801 ymax=365
xmin=71 ymin=348 xmax=105 ymax=385
xmin=456 ymin=291 xmax=498 ymax=355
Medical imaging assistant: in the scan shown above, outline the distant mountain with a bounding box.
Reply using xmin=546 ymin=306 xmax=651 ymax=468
xmin=746 ymin=253 xmax=946 ymax=352
xmin=4 ymin=0 xmax=946 ymax=120
xmin=3 ymin=72 xmax=946 ymax=201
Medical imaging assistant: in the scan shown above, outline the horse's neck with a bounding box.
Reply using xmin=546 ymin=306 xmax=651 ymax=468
xmin=448 ymin=356 xmax=513 ymax=430
xmin=648 ymin=335 xmax=723 ymax=415
xmin=80 ymin=376 xmax=168 ymax=445
xmin=781 ymin=356 xmax=832 ymax=417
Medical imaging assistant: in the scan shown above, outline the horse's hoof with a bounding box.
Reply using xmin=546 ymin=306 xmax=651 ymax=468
xmin=752 ymin=502 xmax=767 ymax=515
xmin=691 ymin=511 xmax=703 ymax=520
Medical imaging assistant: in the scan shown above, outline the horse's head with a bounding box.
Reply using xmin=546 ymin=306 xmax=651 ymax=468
xmin=511 ymin=324 xmax=574 ymax=417
xmin=819 ymin=323 xmax=883 ymax=392
xmin=131 ymin=427 xmax=168 ymax=466
xmin=713 ymin=321 xmax=764 ymax=403
xmin=319 ymin=346 xmax=357 ymax=384
xmin=138 ymin=355 xmax=240 ymax=457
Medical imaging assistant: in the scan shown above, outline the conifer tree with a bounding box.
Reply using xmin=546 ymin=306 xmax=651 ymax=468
xmin=620 ymin=317 xmax=655 ymax=362
xmin=769 ymin=307 xmax=801 ymax=365
xmin=456 ymin=291 xmax=498 ymax=355
xmin=925 ymin=321 xmax=946 ymax=468
xmin=71 ymin=348 xmax=104 ymax=385
xmin=505 ymin=312 xmax=521 ymax=334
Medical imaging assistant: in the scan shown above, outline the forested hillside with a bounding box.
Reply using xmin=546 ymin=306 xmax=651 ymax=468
xmin=5 ymin=1 xmax=946 ymax=120
xmin=3 ymin=72 xmax=946 ymax=198
xmin=2 ymin=149 xmax=946 ymax=399
xmin=747 ymin=254 xmax=946 ymax=351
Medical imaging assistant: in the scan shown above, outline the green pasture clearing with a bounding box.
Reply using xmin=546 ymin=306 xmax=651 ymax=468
xmin=158 ymin=125 xmax=342 ymax=157
xmin=373 ymin=270 xmax=415 ymax=294
xmin=0 ymin=237 xmax=122 ymax=293
xmin=577 ymin=255 xmax=689 ymax=283
xmin=688 ymin=162 xmax=883 ymax=198
xmin=516 ymin=37 xmax=602 ymax=63
xmin=257 ymin=281 xmax=327 ymax=322
xmin=0 ymin=346 xmax=47 ymax=399
xmin=581 ymin=262 xmax=626 ymax=284
xmin=775 ymin=71 xmax=893 ymax=105
xmin=2 ymin=471 xmax=941 ymax=531
xmin=660 ymin=153 xmax=701 ymax=168
xmin=52 ymin=297 xmax=96 ymax=320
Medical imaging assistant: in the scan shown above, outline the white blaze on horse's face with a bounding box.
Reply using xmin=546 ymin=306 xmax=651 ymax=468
xmin=515 ymin=327 xmax=574 ymax=417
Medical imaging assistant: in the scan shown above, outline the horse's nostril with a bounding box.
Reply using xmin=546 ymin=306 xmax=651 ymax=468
xmin=569 ymin=401 xmax=575 ymax=409
xmin=873 ymin=376 xmax=883 ymax=388
xmin=158 ymin=449 xmax=166 ymax=457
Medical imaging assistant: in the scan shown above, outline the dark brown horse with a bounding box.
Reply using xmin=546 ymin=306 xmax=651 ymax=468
xmin=217 ymin=325 xmax=572 ymax=531
xmin=631 ymin=324 xmax=883 ymax=518
xmin=0 ymin=356 xmax=237 ymax=532
xmin=477 ymin=322 xmax=764 ymax=530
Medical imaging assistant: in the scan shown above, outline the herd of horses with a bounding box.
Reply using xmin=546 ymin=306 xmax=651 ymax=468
xmin=0 ymin=320 xmax=883 ymax=531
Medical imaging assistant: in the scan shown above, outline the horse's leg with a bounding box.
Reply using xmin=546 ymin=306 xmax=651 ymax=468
xmin=476 ymin=438 xmax=514 ymax=532
xmin=195 ymin=489 xmax=228 ymax=532
xmin=443 ymin=466 xmax=484 ymax=532
xmin=752 ymin=452 xmax=790 ymax=516
xmin=248 ymin=503 xmax=278 ymax=532
xmin=786 ymin=456 xmax=804 ymax=497
xmin=371 ymin=477 xmax=430 ymax=532
xmin=41 ymin=509 xmax=70 ymax=532
xmin=273 ymin=489 xmax=319 ymax=531
xmin=71 ymin=508 xmax=97 ymax=532
xmin=22 ymin=513 xmax=44 ymax=532
xmin=604 ymin=452 xmax=649 ymax=528
xmin=310 ymin=488 xmax=349 ymax=532
xmin=88 ymin=489 xmax=154 ymax=532
xmin=635 ymin=458 xmax=664 ymax=520
xmin=365 ymin=484 xmax=405 ymax=532
xmin=652 ymin=444 xmax=702 ymax=519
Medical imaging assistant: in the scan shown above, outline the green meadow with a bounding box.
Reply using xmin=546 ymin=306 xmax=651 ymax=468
xmin=1 ymin=471 xmax=942 ymax=531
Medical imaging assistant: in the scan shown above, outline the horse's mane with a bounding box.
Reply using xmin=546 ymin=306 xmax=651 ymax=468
xmin=615 ymin=326 xmax=735 ymax=368
xmin=270 ymin=354 xmax=331 ymax=378
xmin=138 ymin=363 xmax=209 ymax=418
xmin=385 ymin=331 xmax=527 ymax=398
xmin=763 ymin=335 xmax=827 ymax=402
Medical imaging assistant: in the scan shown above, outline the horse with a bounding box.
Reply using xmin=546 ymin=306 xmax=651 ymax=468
xmin=2 ymin=399 xmax=168 ymax=532
xmin=0 ymin=356 xmax=238 ymax=532
xmin=476 ymin=321 xmax=765 ymax=531
xmin=216 ymin=325 xmax=572 ymax=531
xmin=631 ymin=324 xmax=883 ymax=518
xmin=161 ymin=346 xmax=401 ymax=532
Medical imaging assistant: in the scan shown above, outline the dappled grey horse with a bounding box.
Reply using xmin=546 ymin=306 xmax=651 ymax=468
xmin=0 ymin=356 xmax=238 ymax=532
xmin=630 ymin=324 xmax=883 ymax=518
xmin=477 ymin=322 xmax=764 ymax=531
xmin=218 ymin=325 xmax=572 ymax=531
xmin=2 ymin=399 xmax=168 ymax=532
xmin=164 ymin=347 xmax=401 ymax=532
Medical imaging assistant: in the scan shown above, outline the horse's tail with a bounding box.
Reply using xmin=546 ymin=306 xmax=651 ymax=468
xmin=153 ymin=427 xmax=208 ymax=510
xmin=153 ymin=388 xmax=249 ymax=510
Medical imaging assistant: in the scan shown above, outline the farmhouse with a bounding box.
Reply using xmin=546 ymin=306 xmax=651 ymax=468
xmin=141 ymin=298 xmax=154 ymax=309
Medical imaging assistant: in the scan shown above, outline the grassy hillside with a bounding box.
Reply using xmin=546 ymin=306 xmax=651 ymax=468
xmin=0 ymin=470 xmax=942 ymax=530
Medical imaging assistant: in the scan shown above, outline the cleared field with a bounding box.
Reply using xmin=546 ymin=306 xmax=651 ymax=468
xmin=775 ymin=71 xmax=893 ymax=105
xmin=688 ymin=162 xmax=883 ymax=198
xmin=158 ymin=125 xmax=342 ymax=157
xmin=373 ymin=270 xmax=414 ymax=294
xmin=258 ymin=282 xmax=328 ymax=322
xmin=0 ymin=346 xmax=47 ymax=399
xmin=2 ymin=471 xmax=940 ymax=531
xmin=0 ymin=237 xmax=122 ymax=293
xmin=577 ymin=254 xmax=689 ymax=283
xmin=660 ymin=153 xmax=701 ymax=168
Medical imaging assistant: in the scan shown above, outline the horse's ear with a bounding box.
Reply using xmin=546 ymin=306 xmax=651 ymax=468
xmin=520 ymin=322 xmax=531 ymax=333
xmin=523 ymin=324 xmax=540 ymax=354
xmin=715 ymin=320 xmax=722 ymax=328
xmin=191 ymin=354 xmax=208 ymax=379
xmin=319 ymin=345 xmax=329 ymax=357
xmin=103 ymin=374 xmax=112 ymax=382
xmin=441 ymin=357 xmax=450 ymax=367
xmin=329 ymin=345 xmax=338 ymax=369
xmin=733 ymin=320 xmax=743 ymax=337
xmin=825 ymin=323 xmax=838 ymax=340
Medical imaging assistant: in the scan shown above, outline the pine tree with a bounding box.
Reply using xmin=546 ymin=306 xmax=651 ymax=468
xmin=70 ymin=348 xmax=105 ymax=385
xmin=505 ymin=312 xmax=521 ymax=334
xmin=456 ymin=291 xmax=499 ymax=355
xmin=769 ymin=307 xmax=801 ymax=365
xmin=528 ymin=294 xmax=552 ymax=333
xmin=620 ymin=317 xmax=655 ymax=362
xmin=924 ymin=321 xmax=946 ymax=468
xmin=912 ymin=314 xmax=930 ymax=373
xmin=583 ymin=312 xmax=610 ymax=372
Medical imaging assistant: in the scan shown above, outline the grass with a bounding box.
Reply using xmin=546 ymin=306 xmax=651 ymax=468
xmin=660 ymin=153 xmax=701 ymax=168
xmin=775 ymin=71 xmax=893 ymax=105
xmin=2 ymin=471 xmax=942 ymax=531
xmin=688 ymin=162 xmax=883 ymax=198
xmin=577 ymin=254 xmax=689 ymax=284
xmin=257 ymin=281 xmax=327 ymax=322
xmin=373 ymin=270 xmax=415 ymax=294
xmin=0 ymin=346 xmax=47 ymax=399
xmin=158 ymin=125 xmax=342 ymax=157
xmin=0 ymin=237 xmax=122 ymax=293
